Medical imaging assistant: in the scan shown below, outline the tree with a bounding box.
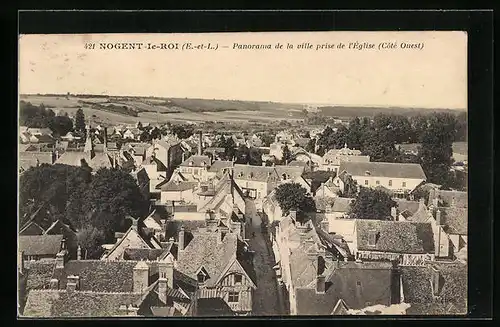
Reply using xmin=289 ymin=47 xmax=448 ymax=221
xmin=274 ymin=182 xmax=316 ymax=223
xmin=48 ymin=115 xmax=73 ymax=137
xmin=77 ymin=226 xmax=105 ymax=259
xmin=419 ymin=113 xmax=457 ymax=186
xmin=81 ymin=168 xmax=148 ymax=236
xmin=150 ymin=127 xmax=162 ymax=140
xmin=171 ymin=124 xmax=194 ymax=139
xmin=260 ymin=133 xmax=275 ymax=147
xmin=349 ymin=187 xmax=397 ymax=220
xmin=75 ymin=108 xmax=86 ymax=135
xmin=305 ymin=138 xmax=316 ymax=153
xmin=248 ymin=147 xmax=263 ymax=166
xmin=281 ymin=144 xmax=293 ymax=164
xmin=139 ymin=130 xmax=151 ymax=143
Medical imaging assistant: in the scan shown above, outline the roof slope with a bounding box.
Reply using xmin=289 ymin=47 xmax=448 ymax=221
xmin=339 ymin=162 xmax=426 ymax=180
xmin=51 ymin=260 xmax=137 ymax=292
xmin=400 ymin=261 xmax=467 ymax=314
xmin=435 ymin=207 xmax=468 ymax=235
xmin=180 ymin=155 xmax=211 ymax=167
xmin=295 ymin=261 xmax=394 ymax=315
xmin=23 ymin=289 xmax=142 ymax=317
xmin=19 ymin=235 xmax=63 ymax=256
xmin=176 ymin=231 xmax=239 ymax=287
xmin=429 ymin=189 xmax=468 ymax=208
xmin=355 ymin=220 xmax=435 ymax=254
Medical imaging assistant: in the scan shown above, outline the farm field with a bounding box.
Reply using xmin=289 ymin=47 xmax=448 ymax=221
xmin=20 ymin=94 xmax=465 ymax=126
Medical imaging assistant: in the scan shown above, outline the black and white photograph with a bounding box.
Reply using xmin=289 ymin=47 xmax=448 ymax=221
xmin=17 ymin=30 xmax=468 ymax=317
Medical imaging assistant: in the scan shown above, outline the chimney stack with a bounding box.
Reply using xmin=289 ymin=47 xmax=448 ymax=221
xmin=77 ymin=245 xmax=81 ymax=260
xmin=391 ymin=207 xmax=399 ymax=221
xmin=66 ymin=275 xmax=79 ymax=293
xmin=436 ymin=209 xmax=442 ymax=225
xmin=198 ymin=131 xmax=203 ymax=155
xmin=158 ymin=256 xmax=174 ymax=304
xmin=56 ymin=250 xmax=67 ymax=269
xmin=179 ymin=226 xmax=185 ymax=252
xmin=316 ymin=275 xmax=326 ymax=294
xmin=104 ymin=127 xmax=108 ymax=152
xmin=49 ymin=278 xmax=59 ymax=290
xmin=133 ymin=261 xmax=150 ymax=293
xmin=320 ymin=217 xmax=329 ymax=232
xmin=431 ymin=267 xmax=441 ymax=296
xmin=289 ymin=210 xmax=297 ymax=221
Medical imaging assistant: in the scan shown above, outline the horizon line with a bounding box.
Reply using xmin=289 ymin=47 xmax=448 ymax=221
xmin=19 ymin=93 xmax=467 ymax=111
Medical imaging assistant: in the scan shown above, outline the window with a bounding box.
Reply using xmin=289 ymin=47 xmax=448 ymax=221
xmin=234 ymin=274 xmax=243 ymax=284
xmin=376 ymin=180 xmax=380 ymax=185
xmin=228 ymin=291 xmax=239 ymax=303
xmin=356 ymin=281 xmax=362 ymax=286
xmin=402 ymin=181 xmax=407 ymax=187
xmin=197 ymin=272 xmax=207 ymax=283
xmin=388 ymin=180 xmax=392 ymax=186
xmin=364 ymin=180 xmax=368 ymax=185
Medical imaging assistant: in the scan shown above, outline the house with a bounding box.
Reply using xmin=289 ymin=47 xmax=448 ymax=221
xmin=61 ymin=132 xmax=81 ymax=141
xmin=146 ymin=138 xmax=184 ymax=177
xmin=19 ymin=235 xmax=64 ymax=261
xmin=320 ymin=144 xmax=370 ymax=174
xmin=338 ymin=162 xmax=426 ymax=196
xmin=293 ymin=261 xmax=398 ymax=315
xmin=122 ymin=142 xmax=150 ymax=167
xmin=352 ymin=219 xmax=435 ymax=265
xmin=141 ymin=155 xmax=168 ymax=193
xmin=19 ymin=151 xmax=54 ymax=173
xmin=395 ymin=143 xmax=420 ymax=156
xmin=26 ymin=127 xmax=52 ymax=136
xmin=393 ymin=199 xmax=422 ymax=221
xmin=55 ymin=125 xmax=118 ymax=172
xmin=203 ymin=147 xmax=226 ymax=160
xmin=101 ymin=218 xmax=163 ymax=261
xmin=178 ymin=155 xmax=212 ymax=181
xmin=428 ymin=189 xmax=468 ymax=208
xmin=262 ymin=189 xmax=283 ymax=223
xmin=206 ymin=160 xmax=234 ymax=180
xmin=20 ymin=252 xmax=200 ymax=317
xmin=19 ymin=221 xmax=46 ymax=236
xmin=175 ymin=218 xmax=256 ymax=315
xmin=123 ymin=128 xmax=142 ymax=140
xmin=44 ymin=220 xmax=79 ymax=260
xmin=400 ymin=261 xmax=467 ymax=315
xmin=158 ymin=180 xmax=198 ymax=205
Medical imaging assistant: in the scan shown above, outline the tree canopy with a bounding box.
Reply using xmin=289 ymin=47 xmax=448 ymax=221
xmin=19 ymin=164 xmax=148 ymax=258
xmin=274 ymin=182 xmax=316 ymax=223
xmin=349 ymin=187 xmax=397 ymax=220
xmin=75 ymin=108 xmax=86 ymax=136
xmin=19 ymin=101 xmax=73 ymax=136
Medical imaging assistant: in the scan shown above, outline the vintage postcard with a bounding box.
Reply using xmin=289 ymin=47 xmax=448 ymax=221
xmin=18 ymin=31 xmax=467 ymax=317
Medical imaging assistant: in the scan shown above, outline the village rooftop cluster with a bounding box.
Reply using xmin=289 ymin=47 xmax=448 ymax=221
xmin=18 ymin=110 xmax=467 ymax=317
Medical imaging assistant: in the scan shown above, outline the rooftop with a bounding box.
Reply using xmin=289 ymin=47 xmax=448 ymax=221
xmin=355 ymin=219 xmax=435 ymax=254
xmin=19 ymin=235 xmax=63 ymax=256
xmin=339 ymin=162 xmax=426 ymax=180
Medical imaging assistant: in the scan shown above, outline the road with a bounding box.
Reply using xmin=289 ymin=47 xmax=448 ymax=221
xmin=245 ymin=199 xmax=284 ymax=316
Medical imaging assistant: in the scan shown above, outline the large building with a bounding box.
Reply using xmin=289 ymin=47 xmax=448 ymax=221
xmin=338 ymin=161 xmax=427 ymax=195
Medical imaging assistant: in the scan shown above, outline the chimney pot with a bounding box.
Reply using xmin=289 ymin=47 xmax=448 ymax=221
xmin=436 ymin=209 xmax=442 ymax=225
xmin=18 ymin=251 xmax=24 ymax=272
xmin=179 ymin=226 xmax=185 ymax=251
xmin=316 ymin=275 xmax=326 ymax=294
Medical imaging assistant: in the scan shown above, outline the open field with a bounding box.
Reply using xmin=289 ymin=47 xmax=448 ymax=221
xmin=20 ymin=94 xmax=465 ymax=126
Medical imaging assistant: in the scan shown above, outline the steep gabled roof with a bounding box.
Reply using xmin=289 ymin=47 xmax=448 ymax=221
xmin=180 ymin=155 xmax=211 ymax=167
xmin=434 ymin=207 xmax=468 ymax=235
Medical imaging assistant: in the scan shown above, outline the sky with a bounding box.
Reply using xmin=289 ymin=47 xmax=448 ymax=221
xmin=19 ymin=31 xmax=467 ymax=109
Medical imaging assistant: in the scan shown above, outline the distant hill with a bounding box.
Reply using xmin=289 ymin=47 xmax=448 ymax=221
xmin=19 ymin=94 xmax=465 ymax=126
xmin=318 ymin=106 xmax=465 ymax=117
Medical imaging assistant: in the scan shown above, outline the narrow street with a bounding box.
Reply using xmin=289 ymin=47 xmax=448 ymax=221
xmin=245 ymin=199 xmax=284 ymax=316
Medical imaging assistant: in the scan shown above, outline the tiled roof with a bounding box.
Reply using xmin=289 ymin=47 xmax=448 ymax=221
xmin=180 ymin=155 xmax=211 ymax=167
xmin=123 ymin=248 xmax=167 ymax=261
xmin=339 ymin=162 xmax=426 ymax=180
xmin=275 ymin=165 xmax=305 ymax=179
xmin=394 ymin=199 xmax=421 ymax=216
xmin=429 ymin=189 xmax=468 ymax=208
xmin=54 ymin=151 xmax=88 ymax=167
xmin=24 ymin=260 xmax=57 ymax=291
xmin=19 ymin=221 xmax=45 ymax=235
xmin=434 ymin=207 xmax=468 ymax=235
xmin=233 ymin=164 xmax=279 ymax=182
xmin=19 ymin=235 xmax=63 ymax=256
xmin=89 ymin=152 xmax=113 ymax=170
xmin=159 ymin=180 xmax=198 ymax=192
xmin=355 ymin=220 xmax=435 ymax=254
xmin=207 ymin=160 xmax=234 ymax=173
xmin=331 ymin=198 xmax=355 ymax=213
xmin=164 ymin=220 xmax=207 ymax=244
xmin=400 ymin=261 xmax=467 ymax=314
xmin=294 ymin=138 xmax=310 ymax=148
xmin=176 ymin=231 xmax=239 ymax=287
xmin=51 ymin=260 xmax=137 ymax=292
xmin=295 ymin=261 xmax=394 ymax=315
xmin=288 ymin=160 xmax=308 ymax=167
xmin=23 ymin=289 xmax=142 ymax=317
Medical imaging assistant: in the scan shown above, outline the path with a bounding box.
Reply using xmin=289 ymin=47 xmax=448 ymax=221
xmin=245 ymin=199 xmax=284 ymax=316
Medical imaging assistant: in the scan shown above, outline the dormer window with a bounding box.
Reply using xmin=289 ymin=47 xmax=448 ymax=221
xmin=282 ymin=173 xmax=287 ymax=180
xmin=249 ymin=172 xmax=254 ymax=178
xmin=197 ymin=267 xmax=209 ymax=284
xmin=201 ymin=161 xmax=206 ymax=166
xmin=189 ymin=161 xmax=193 ymax=166
xmin=238 ymin=172 xmax=243 ymax=178
xmin=365 ymin=171 xmax=371 ymax=176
